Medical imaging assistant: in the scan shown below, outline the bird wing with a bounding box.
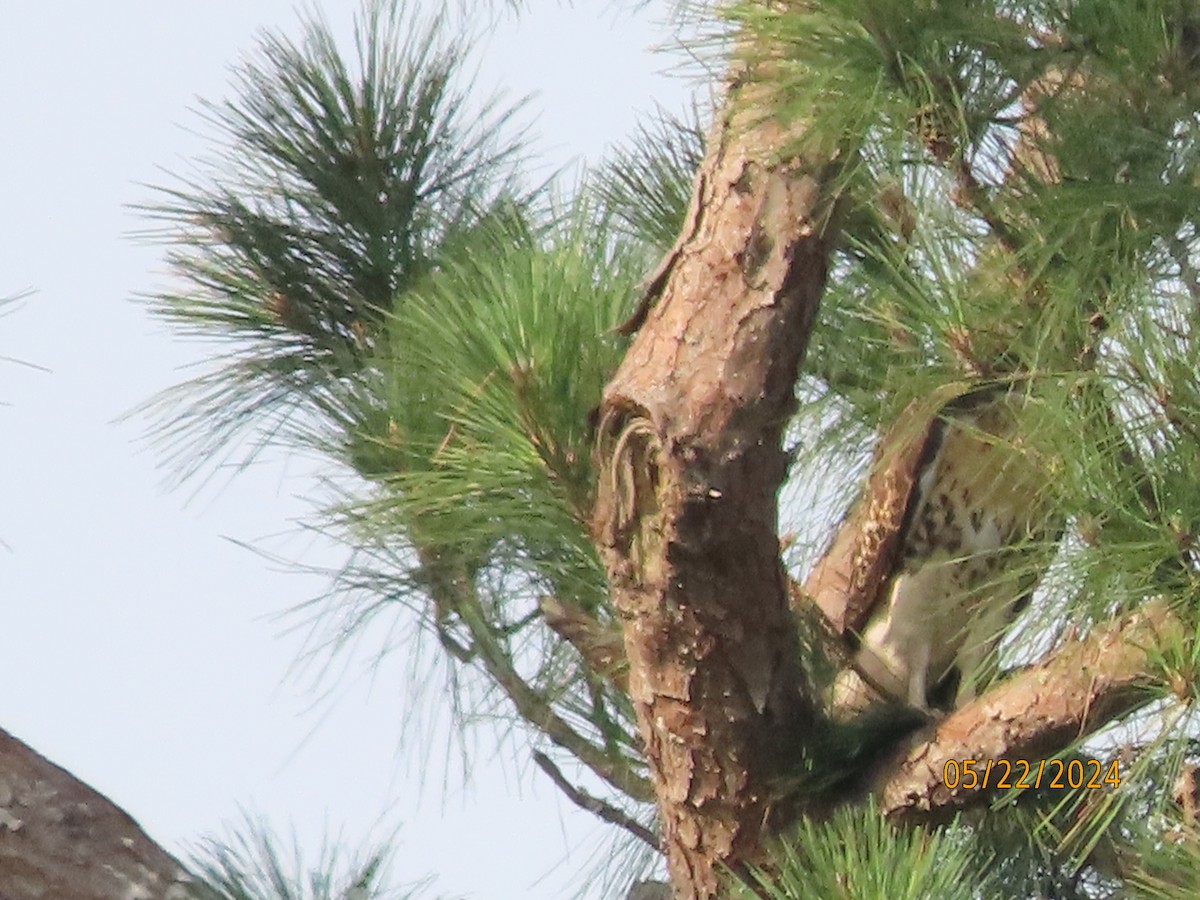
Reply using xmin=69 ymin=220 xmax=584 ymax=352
xmin=803 ymin=395 xmax=948 ymax=637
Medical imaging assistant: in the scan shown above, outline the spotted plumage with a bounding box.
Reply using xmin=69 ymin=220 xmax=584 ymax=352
xmin=830 ymin=388 xmax=1057 ymax=717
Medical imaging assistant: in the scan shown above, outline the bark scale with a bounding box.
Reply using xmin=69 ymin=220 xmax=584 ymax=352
xmin=593 ymin=87 xmax=845 ymax=897
xmin=0 ymin=726 xmax=208 ymax=900
xmin=876 ymin=600 xmax=1181 ymax=822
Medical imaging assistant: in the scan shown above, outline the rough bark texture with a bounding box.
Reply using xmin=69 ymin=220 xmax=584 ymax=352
xmin=0 ymin=727 xmax=208 ymax=900
xmin=875 ymin=600 xmax=1182 ymax=823
xmin=592 ymin=87 xmax=844 ymax=897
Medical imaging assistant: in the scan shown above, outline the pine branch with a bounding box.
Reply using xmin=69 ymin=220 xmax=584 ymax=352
xmin=873 ymin=600 xmax=1183 ymax=824
xmin=134 ymin=1 xmax=529 ymax=480
xmin=531 ymin=751 xmax=659 ymax=849
xmin=436 ymin=577 xmax=655 ymax=804
xmin=1166 ymin=233 xmax=1200 ymax=312
xmin=593 ymin=66 xmax=841 ymax=895
xmin=539 ymin=596 xmax=628 ymax=690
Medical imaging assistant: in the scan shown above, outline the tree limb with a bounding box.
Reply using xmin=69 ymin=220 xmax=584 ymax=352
xmin=0 ymin=726 xmax=212 ymax=900
xmin=456 ymin=594 xmax=655 ymax=804
xmin=539 ymin=595 xmax=628 ymax=691
xmin=416 ymin=545 xmax=653 ymax=804
xmin=593 ymin=73 xmax=844 ymax=895
xmin=874 ymin=600 xmax=1183 ymax=824
xmin=532 ymin=750 xmax=658 ymax=849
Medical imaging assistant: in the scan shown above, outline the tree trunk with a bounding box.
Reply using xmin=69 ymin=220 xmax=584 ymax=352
xmin=0 ymin=726 xmax=207 ymax=900
xmin=592 ymin=79 xmax=845 ymax=897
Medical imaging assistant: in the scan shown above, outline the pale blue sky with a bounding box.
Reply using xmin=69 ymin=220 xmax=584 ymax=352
xmin=0 ymin=3 xmax=695 ymax=896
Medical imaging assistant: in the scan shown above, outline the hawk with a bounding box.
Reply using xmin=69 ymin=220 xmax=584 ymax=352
xmin=806 ymin=385 xmax=1059 ymax=718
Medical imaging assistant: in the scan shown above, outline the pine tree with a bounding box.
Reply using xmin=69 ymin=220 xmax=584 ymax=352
xmin=136 ymin=1 xmax=1200 ymax=898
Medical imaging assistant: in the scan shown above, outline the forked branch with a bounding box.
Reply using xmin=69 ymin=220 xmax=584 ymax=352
xmin=875 ymin=600 xmax=1183 ymax=823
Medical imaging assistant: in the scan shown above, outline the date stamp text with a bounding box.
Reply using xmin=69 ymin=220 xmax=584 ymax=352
xmin=942 ymin=758 xmax=1120 ymax=792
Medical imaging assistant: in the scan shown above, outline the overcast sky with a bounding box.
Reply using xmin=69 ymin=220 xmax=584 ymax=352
xmin=0 ymin=3 xmax=696 ymax=896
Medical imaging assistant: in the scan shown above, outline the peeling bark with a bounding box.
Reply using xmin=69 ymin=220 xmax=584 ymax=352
xmin=0 ymin=726 xmax=209 ymax=900
xmin=875 ymin=601 xmax=1182 ymax=823
xmin=593 ymin=86 xmax=845 ymax=896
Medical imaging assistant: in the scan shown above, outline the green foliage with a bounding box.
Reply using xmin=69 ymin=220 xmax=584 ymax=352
xmin=135 ymin=0 xmax=528 ymax=478
xmin=337 ymin=205 xmax=642 ymax=598
xmin=734 ymin=802 xmax=994 ymax=900
xmin=747 ymin=2 xmax=1200 ymax=895
xmin=762 ymin=0 xmax=1200 ymax=621
xmin=136 ymin=2 xmax=662 ymax=888
xmin=318 ymin=204 xmax=651 ymax=770
xmin=592 ymin=103 xmax=707 ymax=252
xmin=138 ymin=0 xmax=1200 ymax=896
xmin=189 ymin=816 xmax=422 ymax=900
xmin=733 ymin=0 xmax=1200 ymax=405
